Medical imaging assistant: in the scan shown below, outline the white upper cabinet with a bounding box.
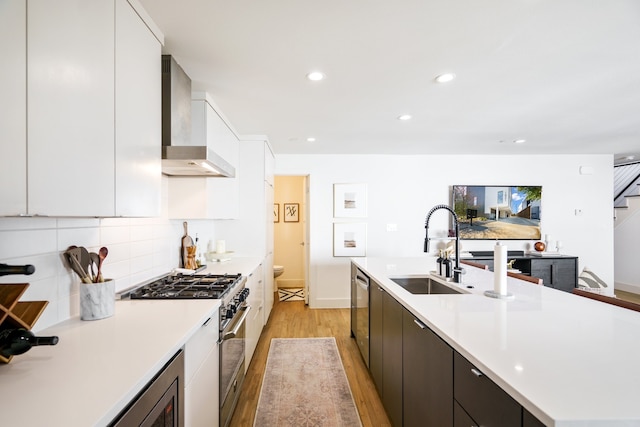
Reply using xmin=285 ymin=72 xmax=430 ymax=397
xmin=27 ymin=0 xmax=115 ymax=217
xmin=115 ymin=0 xmax=162 ymax=217
xmin=0 ymin=0 xmax=26 ymax=216
xmin=2 ymin=0 xmax=162 ymax=217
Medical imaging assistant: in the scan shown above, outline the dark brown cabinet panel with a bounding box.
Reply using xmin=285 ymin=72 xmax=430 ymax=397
xmin=523 ymin=408 xmax=547 ymax=427
xmin=403 ymin=308 xmax=453 ymax=427
xmin=369 ymin=279 xmax=384 ymax=398
xmin=454 ymin=352 xmax=521 ymax=427
xmin=453 ymin=400 xmax=477 ymax=427
xmin=369 ymin=280 xmax=403 ymax=427
xmin=382 ymin=290 xmax=403 ymax=427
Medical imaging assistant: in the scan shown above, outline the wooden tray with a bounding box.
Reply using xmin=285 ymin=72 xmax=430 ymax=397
xmin=0 ymin=283 xmax=49 ymax=364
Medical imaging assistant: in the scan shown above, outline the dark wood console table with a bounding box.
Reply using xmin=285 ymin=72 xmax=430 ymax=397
xmin=462 ymin=251 xmax=578 ymax=293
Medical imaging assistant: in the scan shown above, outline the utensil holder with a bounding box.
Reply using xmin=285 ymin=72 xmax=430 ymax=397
xmin=80 ymin=279 xmax=114 ymax=321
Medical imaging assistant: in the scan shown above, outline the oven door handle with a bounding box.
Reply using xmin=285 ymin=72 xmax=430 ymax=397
xmin=221 ymin=305 xmax=251 ymax=342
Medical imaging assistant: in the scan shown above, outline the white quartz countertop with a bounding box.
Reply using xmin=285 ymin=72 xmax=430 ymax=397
xmin=0 ymin=297 xmax=220 ymax=427
xmin=0 ymin=258 xmax=261 ymax=427
xmin=200 ymin=257 xmax=263 ymax=276
xmin=0 ymin=258 xmax=262 ymax=426
xmin=353 ymin=257 xmax=640 ymax=427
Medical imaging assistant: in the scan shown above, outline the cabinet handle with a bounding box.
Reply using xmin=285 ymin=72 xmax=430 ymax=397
xmin=413 ymin=319 xmax=426 ymax=329
xmin=471 ymin=368 xmax=483 ymax=377
xmin=202 ymin=317 xmax=212 ymax=327
xmin=378 ymin=286 xmax=384 ymax=292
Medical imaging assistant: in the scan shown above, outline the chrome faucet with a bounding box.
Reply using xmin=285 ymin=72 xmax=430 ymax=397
xmin=424 ymin=204 xmax=464 ymax=283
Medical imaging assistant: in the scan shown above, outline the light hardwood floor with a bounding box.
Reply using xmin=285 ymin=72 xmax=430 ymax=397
xmin=615 ymin=289 xmax=640 ymax=304
xmin=229 ymin=296 xmax=391 ymax=427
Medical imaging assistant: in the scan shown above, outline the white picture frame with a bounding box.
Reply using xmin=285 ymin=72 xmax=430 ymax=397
xmin=333 ymin=183 xmax=367 ymax=218
xmin=333 ymin=223 xmax=367 ymax=257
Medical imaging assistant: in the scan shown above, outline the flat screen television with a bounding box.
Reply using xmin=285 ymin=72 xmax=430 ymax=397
xmin=451 ymin=185 xmax=542 ymax=240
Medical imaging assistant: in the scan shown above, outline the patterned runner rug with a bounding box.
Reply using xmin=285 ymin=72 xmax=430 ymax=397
xmin=278 ymin=288 xmax=305 ymax=301
xmin=253 ymin=338 xmax=362 ymax=427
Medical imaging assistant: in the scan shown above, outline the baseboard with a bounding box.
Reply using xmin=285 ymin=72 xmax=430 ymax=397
xmin=308 ymin=298 xmax=350 ymax=309
xmin=276 ymin=278 xmax=304 ymax=288
xmin=614 ymin=281 xmax=640 ymax=294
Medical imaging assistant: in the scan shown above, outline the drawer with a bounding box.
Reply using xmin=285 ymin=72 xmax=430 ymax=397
xmin=454 ymin=352 xmax=521 ymax=427
xmin=454 ymin=400 xmax=477 ymax=427
xmin=184 ymin=310 xmax=219 ymax=384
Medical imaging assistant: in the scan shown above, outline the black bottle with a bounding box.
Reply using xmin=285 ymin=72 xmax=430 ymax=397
xmin=0 ymin=264 xmax=35 ymax=276
xmin=0 ymin=328 xmax=59 ymax=358
xmin=443 ymin=253 xmax=452 ymax=278
xmin=436 ymin=250 xmax=444 ymax=276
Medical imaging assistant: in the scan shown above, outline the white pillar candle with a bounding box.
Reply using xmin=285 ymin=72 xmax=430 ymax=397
xmin=216 ymin=240 xmax=226 ymax=254
xmin=494 ymin=242 xmax=508 ymax=295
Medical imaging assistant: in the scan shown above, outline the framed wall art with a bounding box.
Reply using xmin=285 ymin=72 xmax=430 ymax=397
xmin=284 ymin=203 xmax=299 ymax=222
xmin=333 ymin=183 xmax=367 ymax=218
xmin=333 ymin=223 xmax=367 ymax=257
xmin=274 ymin=203 xmax=280 ymax=223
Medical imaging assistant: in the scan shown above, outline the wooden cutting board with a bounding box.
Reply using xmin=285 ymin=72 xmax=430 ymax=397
xmin=181 ymin=221 xmax=194 ymax=268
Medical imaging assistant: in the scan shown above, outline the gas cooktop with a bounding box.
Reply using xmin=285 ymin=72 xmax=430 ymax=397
xmin=127 ymin=273 xmax=242 ymax=300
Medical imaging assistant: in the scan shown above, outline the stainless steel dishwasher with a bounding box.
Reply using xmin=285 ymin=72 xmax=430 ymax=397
xmin=351 ymin=266 xmax=370 ymax=367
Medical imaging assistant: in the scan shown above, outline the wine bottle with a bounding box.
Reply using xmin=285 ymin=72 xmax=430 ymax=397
xmin=0 ymin=328 xmax=59 ymax=358
xmin=0 ymin=263 xmax=35 ymax=276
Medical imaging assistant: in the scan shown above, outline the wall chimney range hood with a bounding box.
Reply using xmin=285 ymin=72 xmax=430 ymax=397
xmin=161 ymin=55 xmax=235 ymax=177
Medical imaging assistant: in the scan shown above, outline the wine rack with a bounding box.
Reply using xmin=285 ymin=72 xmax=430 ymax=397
xmin=0 ymin=283 xmax=49 ymax=363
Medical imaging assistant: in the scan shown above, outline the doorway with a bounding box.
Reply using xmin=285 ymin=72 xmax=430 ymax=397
xmin=274 ymin=175 xmax=309 ymax=304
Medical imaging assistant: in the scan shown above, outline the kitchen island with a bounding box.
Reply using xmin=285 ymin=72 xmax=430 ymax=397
xmin=354 ymin=257 xmax=640 ymax=427
xmin=0 ymin=258 xmax=262 ymax=427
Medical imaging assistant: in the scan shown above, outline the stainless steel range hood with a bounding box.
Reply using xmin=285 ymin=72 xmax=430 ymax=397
xmin=161 ymin=55 xmax=235 ymax=177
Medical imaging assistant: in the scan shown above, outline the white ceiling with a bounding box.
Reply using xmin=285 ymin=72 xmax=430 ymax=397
xmin=139 ymin=0 xmax=640 ymax=164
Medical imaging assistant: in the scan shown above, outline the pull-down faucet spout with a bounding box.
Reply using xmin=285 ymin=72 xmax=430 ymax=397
xmin=424 ymin=204 xmax=463 ymax=283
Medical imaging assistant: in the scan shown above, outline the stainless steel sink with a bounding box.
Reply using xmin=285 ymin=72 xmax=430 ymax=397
xmin=390 ymin=277 xmax=463 ymax=294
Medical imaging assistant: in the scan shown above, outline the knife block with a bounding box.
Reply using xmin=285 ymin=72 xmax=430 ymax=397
xmin=0 ymin=283 xmax=49 ymax=363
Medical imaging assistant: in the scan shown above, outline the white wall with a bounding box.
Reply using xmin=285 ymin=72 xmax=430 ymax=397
xmin=275 ymin=154 xmax=614 ymax=308
xmin=614 ymin=203 xmax=640 ymax=293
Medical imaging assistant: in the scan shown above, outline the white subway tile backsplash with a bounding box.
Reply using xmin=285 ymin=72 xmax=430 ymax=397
xmin=1 ymin=213 xmax=197 ymax=329
xmin=56 ymin=218 xmax=100 ymax=229
xmin=100 ymin=224 xmax=131 ymax=246
xmin=130 ymin=224 xmax=154 ymax=242
xmin=0 ymin=229 xmax=57 ymax=259
xmin=0 ymin=217 xmax=57 ymax=231
xmin=57 ymin=227 xmax=101 ymax=251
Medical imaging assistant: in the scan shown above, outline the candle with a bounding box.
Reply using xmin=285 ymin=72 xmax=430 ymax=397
xmin=216 ymin=240 xmax=226 ymax=254
xmin=494 ymin=242 xmax=507 ymax=295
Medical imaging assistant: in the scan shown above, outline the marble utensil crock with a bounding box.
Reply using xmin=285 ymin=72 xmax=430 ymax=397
xmin=80 ymin=279 xmax=115 ymax=320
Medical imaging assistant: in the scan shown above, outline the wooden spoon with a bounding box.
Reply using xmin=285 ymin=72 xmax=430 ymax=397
xmin=96 ymin=246 xmax=108 ymax=283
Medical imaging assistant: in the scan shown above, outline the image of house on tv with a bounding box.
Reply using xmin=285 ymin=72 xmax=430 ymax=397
xmin=452 ymin=186 xmax=542 ymax=240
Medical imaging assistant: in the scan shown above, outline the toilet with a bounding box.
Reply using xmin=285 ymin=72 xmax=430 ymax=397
xmin=273 ymin=265 xmax=284 ymax=278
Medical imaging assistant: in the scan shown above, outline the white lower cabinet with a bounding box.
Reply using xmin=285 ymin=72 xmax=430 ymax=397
xmin=184 ymin=310 xmax=220 ymax=427
xmin=245 ymin=263 xmax=264 ymax=370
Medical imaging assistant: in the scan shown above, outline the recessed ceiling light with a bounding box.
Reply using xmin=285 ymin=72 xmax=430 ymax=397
xmin=306 ymin=71 xmax=325 ymax=81
xmin=514 ymin=139 xmax=526 ymax=144
xmin=398 ymin=114 xmax=412 ymax=121
xmin=306 ymin=137 xmax=316 ymax=142
xmin=435 ymin=73 xmax=456 ymax=83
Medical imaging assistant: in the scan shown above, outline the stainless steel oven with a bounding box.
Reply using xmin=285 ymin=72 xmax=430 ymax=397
xmin=110 ymin=349 xmax=184 ymax=427
xmin=219 ymin=289 xmax=250 ymax=427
